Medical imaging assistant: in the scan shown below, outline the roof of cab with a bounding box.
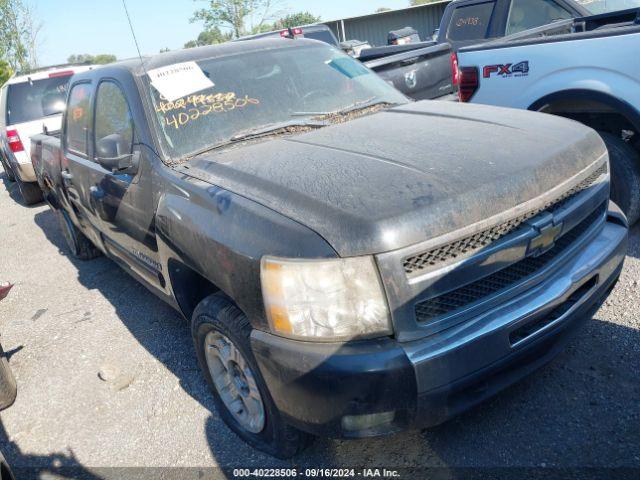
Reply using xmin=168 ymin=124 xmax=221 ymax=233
xmin=76 ymin=38 xmax=321 ymax=80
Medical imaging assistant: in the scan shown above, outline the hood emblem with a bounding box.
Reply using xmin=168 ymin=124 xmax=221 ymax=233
xmin=405 ymin=70 xmax=417 ymax=89
xmin=529 ymin=221 xmax=563 ymax=257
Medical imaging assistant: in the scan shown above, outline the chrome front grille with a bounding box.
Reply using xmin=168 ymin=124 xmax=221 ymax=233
xmin=403 ymin=163 xmax=608 ymax=276
xmin=414 ymin=202 xmax=607 ymax=324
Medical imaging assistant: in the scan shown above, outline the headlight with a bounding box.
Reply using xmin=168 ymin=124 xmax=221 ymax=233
xmin=260 ymin=256 xmax=392 ymax=342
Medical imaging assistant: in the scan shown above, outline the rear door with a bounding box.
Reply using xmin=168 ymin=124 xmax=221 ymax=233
xmin=61 ymin=81 xmax=106 ymax=240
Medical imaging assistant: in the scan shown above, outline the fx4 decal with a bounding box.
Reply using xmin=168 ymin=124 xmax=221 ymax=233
xmin=483 ymin=61 xmax=529 ymax=78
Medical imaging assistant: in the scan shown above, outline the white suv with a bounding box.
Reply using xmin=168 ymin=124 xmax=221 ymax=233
xmin=0 ymin=64 xmax=93 ymax=204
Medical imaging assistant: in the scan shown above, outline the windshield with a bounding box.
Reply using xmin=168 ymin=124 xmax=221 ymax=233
xmin=6 ymin=75 xmax=72 ymax=125
xmin=147 ymin=43 xmax=408 ymax=158
xmin=576 ymin=0 xmax=640 ymax=13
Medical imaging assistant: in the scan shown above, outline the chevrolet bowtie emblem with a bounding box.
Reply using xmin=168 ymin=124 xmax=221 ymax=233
xmin=529 ymin=222 xmax=563 ymax=256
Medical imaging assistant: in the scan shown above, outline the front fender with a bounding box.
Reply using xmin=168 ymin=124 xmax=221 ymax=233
xmin=155 ymin=177 xmax=337 ymax=331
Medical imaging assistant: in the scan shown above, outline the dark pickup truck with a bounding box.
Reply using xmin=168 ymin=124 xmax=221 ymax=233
xmin=31 ymin=40 xmax=627 ymax=458
xmin=238 ymin=25 xmax=455 ymax=100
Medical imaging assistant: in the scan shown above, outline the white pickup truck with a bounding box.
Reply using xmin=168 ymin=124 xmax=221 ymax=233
xmin=455 ymin=7 xmax=640 ymax=224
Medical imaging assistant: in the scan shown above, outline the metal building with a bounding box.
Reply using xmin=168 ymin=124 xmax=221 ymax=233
xmin=324 ymin=1 xmax=452 ymax=47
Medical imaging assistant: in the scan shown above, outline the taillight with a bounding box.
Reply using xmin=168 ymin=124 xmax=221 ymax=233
xmin=280 ymin=27 xmax=303 ymax=37
xmin=458 ymin=67 xmax=479 ymax=103
xmin=450 ymin=52 xmax=460 ymax=87
xmin=49 ymin=70 xmax=74 ymax=78
xmin=7 ymin=129 xmax=24 ymax=153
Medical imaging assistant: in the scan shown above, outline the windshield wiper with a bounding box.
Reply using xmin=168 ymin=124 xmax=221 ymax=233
xmin=291 ymin=97 xmax=398 ymax=118
xmin=186 ymin=120 xmax=323 ymax=159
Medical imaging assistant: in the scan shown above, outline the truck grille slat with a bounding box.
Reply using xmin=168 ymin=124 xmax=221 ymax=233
xmin=414 ymin=203 xmax=607 ymax=323
xmin=403 ymin=164 xmax=608 ymax=275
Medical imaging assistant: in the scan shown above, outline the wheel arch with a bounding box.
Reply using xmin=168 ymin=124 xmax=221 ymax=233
xmin=167 ymin=258 xmax=221 ymax=321
xmin=528 ymin=89 xmax=640 ymax=139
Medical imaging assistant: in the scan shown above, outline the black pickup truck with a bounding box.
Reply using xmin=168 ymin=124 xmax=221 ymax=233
xmin=239 ymin=25 xmax=455 ymax=101
xmin=31 ymin=40 xmax=627 ymax=458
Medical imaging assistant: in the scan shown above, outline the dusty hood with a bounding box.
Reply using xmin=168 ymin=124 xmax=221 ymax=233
xmin=182 ymin=100 xmax=606 ymax=257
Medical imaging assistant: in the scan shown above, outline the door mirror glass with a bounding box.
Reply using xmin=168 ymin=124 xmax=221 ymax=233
xmin=96 ymin=134 xmax=139 ymax=174
xmin=96 ymin=134 xmax=125 ymax=159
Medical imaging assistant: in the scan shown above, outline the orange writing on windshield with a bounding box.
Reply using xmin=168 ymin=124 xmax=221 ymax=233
xmin=160 ymin=93 xmax=260 ymax=130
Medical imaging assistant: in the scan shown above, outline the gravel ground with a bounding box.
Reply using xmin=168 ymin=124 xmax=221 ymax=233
xmin=0 ymin=171 xmax=638 ymax=479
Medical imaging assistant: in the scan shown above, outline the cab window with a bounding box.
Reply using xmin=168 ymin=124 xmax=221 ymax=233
xmin=506 ymin=0 xmax=573 ymax=36
xmin=65 ymin=83 xmax=92 ymax=156
xmin=447 ymin=1 xmax=496 ymax=42
xmin=94 ymin=81 xmax=134 ymax=157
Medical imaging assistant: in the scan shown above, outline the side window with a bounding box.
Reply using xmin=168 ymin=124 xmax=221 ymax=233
xmin=447 ymin=1 xmax=496 ymax=42
xmin=506 ymin=0 xmax=573 ymax=36
xmin=65 ymin=83 xmax=92 ymax=156
xmin=94 ymin=82 xmax=134 ymax=157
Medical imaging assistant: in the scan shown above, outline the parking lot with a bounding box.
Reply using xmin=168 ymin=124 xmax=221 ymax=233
xmin=0 ymin=170 xmax=639 ymax=477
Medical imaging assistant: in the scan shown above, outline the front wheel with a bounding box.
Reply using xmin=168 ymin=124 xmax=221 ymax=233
xmin=598 ymin=131 xmax=640 ymax=225
xmin=192 ymin=293 xmax=312 ymax=458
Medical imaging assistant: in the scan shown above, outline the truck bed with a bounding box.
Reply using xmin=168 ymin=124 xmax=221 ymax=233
xmin=364 ymin=42 xmax=453 ymax=100
xmin=31 ymin=133 xmax=63 ymax=207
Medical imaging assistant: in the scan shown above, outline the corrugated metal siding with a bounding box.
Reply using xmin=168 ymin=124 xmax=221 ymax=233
xmin=326 ymin=2 xmax=451 ymax=46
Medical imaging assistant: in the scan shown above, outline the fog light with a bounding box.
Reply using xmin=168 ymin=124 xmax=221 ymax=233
xmin=341 ymin=411 xmax=395 ymax=432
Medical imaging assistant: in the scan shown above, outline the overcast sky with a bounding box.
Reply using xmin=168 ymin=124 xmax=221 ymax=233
xmin=33 ymin=0 xmax=410 ymax=66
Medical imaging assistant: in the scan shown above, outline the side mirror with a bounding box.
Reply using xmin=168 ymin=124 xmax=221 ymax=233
xmin=96 ymin=134 xmax=139 ymax=175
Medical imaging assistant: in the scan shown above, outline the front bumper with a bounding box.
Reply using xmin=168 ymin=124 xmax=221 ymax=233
xmin=251 ymin=206 xmax=627 ymax=438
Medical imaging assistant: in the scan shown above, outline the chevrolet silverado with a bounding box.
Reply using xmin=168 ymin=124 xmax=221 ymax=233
xmin=31 ymin=39 xmax=627 ymax=458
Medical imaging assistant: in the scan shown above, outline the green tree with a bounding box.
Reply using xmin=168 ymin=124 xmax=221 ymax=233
xmin=184 ymin=27 xmax=233 ymax=48
xmin=273 ymin=11 xmax=321 ymax=29
xmin=191 ymin=0 xmax=282 ymax=38
xmin=376 ymin=7 xmax=392 ymax=13
xmin=0 ymin=0 xmax=41 ymax=72
xmin=93 ymin=54 xmax=117 ymax=65
xmin=67 ymin=54 xmax=116 ymax=65
xmin=409 ymin=0 xmax=440 ymax=5
xmin=0 ymin=60 xmax=12 ymax=86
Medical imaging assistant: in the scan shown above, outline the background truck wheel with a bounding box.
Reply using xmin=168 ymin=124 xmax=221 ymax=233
xmin=56 ymin=210 xmax=102 ymax=260
xmin=0 ymin=157 xmax=15 ymax=183
xmin=16 ymin=179 xmax=43 ymax=205
xmin=599 ymin=131 xmax=640 ymax=225
xmin=0 ymin=343 xmax=17 ymax=412
xmin=192 ymin=293 xmax=312 ymax=459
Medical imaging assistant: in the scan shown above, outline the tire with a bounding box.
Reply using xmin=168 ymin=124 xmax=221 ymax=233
xmin=16 ymin=179 xmax=43 ymax=205
xmin=0 ymin=157 xmax=15 ymax=183
xmin=598 ymin=131 xmax=640 ymax=225
xmin=192 ymin=293 xmax=312 ymax=458
xmin=0 ymin=343 xmax=17 ymax=412
xmin=56 ymin=210 xmax=102 ymax=260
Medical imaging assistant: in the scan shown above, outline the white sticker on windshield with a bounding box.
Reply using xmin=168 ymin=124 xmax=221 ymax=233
xmin=148 ymin=61 xmax=214 ymax=102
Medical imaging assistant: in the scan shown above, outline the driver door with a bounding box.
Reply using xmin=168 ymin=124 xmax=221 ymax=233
xmin=90 ymin=80 xmax=161 ymax=289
